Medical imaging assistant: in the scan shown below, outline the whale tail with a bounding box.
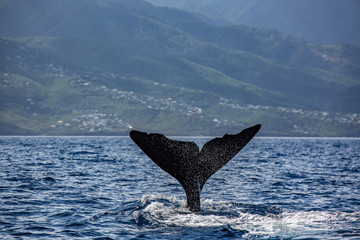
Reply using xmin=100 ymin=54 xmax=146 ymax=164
xmin=130 ymin=124 xmax=261 ymax=212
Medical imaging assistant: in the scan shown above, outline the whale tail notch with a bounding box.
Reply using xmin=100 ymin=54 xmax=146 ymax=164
xmin=130 ymin=124 xmax=261 ymax=212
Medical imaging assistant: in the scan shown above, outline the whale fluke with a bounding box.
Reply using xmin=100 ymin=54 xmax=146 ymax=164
xmin=130 ymin=124 xmax=261 ymax=212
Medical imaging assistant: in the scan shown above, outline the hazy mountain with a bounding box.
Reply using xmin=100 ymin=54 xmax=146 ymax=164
xmin=145 ymin=0 xmax=360 ymax=44
xmin=1 ymin=0 xmax=359 ymax=136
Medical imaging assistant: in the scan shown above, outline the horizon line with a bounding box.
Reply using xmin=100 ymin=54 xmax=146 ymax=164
xmin=1 ymin=135 xmax=360 ymax=140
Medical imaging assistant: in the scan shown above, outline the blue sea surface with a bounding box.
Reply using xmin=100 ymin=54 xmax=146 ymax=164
xmin=0 ymin=136 xmax=359 ymax=239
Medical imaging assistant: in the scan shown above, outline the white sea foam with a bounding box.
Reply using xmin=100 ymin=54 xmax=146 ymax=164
xmin=135 ymin=195 xmax=360 ymax=238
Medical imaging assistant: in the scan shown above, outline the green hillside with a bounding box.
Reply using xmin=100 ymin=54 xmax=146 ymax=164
xmin=0 ymin=0 xmax=360 ymax=136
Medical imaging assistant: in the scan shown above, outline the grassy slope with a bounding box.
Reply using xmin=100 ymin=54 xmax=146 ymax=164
xmin=1 ymin=37 xmax=360 ymax=136
xmin=1 ymin=0 xmax=359 ymax=113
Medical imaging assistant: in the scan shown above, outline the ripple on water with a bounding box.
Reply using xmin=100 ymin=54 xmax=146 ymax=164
xmin=0 ymin=137 xmax=359 ymax=239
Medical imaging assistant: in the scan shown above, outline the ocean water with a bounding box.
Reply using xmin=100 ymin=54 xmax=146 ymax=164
xmin=0 ymin=136 xmax=359 ymax=239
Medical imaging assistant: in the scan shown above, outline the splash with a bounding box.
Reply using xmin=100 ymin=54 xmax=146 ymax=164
xmin=134 ymin=195 xmax=360 ymax=238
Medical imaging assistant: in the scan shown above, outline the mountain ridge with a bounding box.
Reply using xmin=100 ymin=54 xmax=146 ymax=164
xmin=1 ymin=0 xmax=360 ymax=136
xmin=144 ymin=0 xmax=360 ymax=44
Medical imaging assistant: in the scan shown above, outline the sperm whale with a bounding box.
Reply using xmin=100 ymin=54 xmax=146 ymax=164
xmin=130 ymin=124 xmax=261 ymax=212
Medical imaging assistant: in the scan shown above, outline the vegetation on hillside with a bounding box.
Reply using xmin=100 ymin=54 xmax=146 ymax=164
xmin=0 ymin=0 xmax=359 ymax=136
